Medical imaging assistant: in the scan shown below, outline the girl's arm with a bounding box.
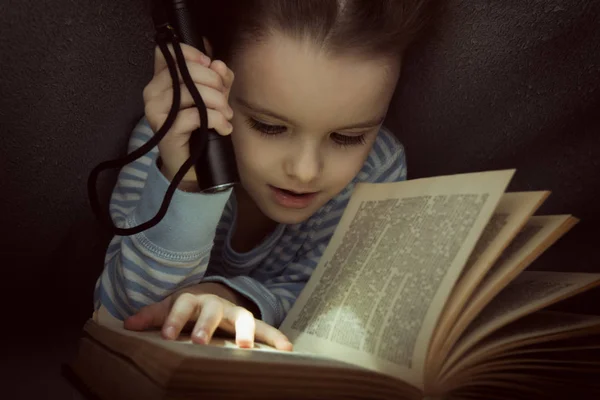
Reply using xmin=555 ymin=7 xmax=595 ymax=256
xmin=202 ymin=131 xmax=407 ymax=327
xmin=93 ymin=117 xmax=231 ymax=320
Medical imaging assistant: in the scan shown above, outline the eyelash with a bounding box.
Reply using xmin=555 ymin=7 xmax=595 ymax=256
xmin=245 ymin=117 xmax=367 ymax=147
xmin=246 ymin=118 xmax=286 ymax=135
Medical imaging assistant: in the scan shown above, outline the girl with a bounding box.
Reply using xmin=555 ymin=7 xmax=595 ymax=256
xmin=95 ymin=0 xmax=431 ymax=351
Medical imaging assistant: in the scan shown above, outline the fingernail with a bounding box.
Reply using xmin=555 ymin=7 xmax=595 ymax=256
xmin=236 ymin=339 xmax=253 ymax=349
xmin=227 ymin=123 xmax=233 ymax=134
xmin=163 ymin=325 xmax=176 ymax=340
xmin=228 ymin=107 xmax=234 ymax=119
xmin=195 ymin=330 xmax=208 ymax=344
xmin=277 ymin=339 xmax=293 ymax=350
xmin=200 ymin=53 xmax=211 ymax=64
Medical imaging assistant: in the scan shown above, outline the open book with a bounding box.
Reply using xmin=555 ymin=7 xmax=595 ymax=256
xmin=70 ymin=170 xmax=600 ymax=400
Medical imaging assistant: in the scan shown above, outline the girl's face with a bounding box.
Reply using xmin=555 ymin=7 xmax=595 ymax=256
xmin=228 ymin=33 xmax=400 ymax=225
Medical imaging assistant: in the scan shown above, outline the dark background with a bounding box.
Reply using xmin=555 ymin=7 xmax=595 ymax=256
xmin=1 ymin=0 xmax=599 ymax=398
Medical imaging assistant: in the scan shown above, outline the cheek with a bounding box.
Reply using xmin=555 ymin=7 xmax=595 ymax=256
xmin=230 ymin=118 xmax=278 ymax=177
xmin=324 ymin=145 xmax=373 ymax=190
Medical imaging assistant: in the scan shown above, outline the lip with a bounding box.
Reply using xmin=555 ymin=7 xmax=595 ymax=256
xmin=269 ymin=185 xmax=319 ymax=209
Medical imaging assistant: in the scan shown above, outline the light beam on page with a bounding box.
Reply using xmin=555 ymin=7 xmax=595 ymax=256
xmin=235 ymin=311 xmax=256 ymax=348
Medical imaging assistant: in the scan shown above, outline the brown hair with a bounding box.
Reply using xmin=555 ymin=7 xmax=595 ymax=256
xmin=194 ymin=0 xmax=434 ymax=63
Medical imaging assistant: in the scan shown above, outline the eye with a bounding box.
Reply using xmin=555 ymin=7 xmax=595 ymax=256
xmin=246 ymin=117 xmax=287 ymax=135
xmin=331 ymin=132 xmax=367 ymax=147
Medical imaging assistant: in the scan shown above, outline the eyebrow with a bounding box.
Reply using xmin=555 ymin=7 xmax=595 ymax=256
xmin=234 ymin=96 xmax=385 ymax=131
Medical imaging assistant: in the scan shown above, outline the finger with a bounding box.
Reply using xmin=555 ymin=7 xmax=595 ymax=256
xmin=219 ymin=306 xmax=255 ymax=349
xmin=148 ymin=106 xmax=233 ymax=137
xmin=191 ymin=296 xmax=224 ymax=345
xmin=234 ymin=310 xmax=256 ymax=349
xmin=162 ymin=293 xmax=199 ymax=340
xmin=154 ymin=43 xmax=211 ymax=76
xmin=254 ymin=320 xmax=294 ymax=351
xmin=210 ymin=60 xmax=235 ymax=94
xmin=124 ymin=298 xmax=172 ymax=331
xmin=157 ymin=84 xmax=233 ymax=120
xmin=148 ymin=59 xmax=225 ymax=98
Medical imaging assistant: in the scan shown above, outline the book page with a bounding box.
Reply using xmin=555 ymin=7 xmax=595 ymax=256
xmin=504 ymin=332 xmax=600 ymax=354
xmin=448 ymin=356 xmax=600 ymax=396
xmin=93 ymin=305 xmax=373 ymax=369
xmin=88 ymin=307 xmax=423 ymax=400
xmin=426 ymin=192 xmax=548 ymax=374
xmin=447 ymin=310 xmax=600 ymax=379
xmin=478 ymin=216 xmax=577 ymax=288
xmin=431 ymin=215 xmax=577 ymax=375
xmin=455 ymin=372 xmax=597 ymax=400
xmin=481 ymin=347 xmax=600 ymax=366
xmin=94 ymin=305 xmax=279 ymax=351
xmin=452 ymin=370 xmax=599 ymax=400
xmin=279 ymin=170 xmax=515 ymax=389
xmin=440 ymin=270 xmax=600 ymax=380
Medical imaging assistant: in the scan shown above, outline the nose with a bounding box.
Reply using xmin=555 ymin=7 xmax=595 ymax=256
xmin=284 ymin=140 xmax=322 ymax=184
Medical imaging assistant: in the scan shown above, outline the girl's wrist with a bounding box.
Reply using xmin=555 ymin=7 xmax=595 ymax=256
xmin=157 ymin=158 xmax=200 ymax=192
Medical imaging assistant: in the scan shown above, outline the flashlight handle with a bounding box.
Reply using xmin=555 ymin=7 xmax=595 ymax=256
xmin=170 ymin=0 xmax=239 ymax=192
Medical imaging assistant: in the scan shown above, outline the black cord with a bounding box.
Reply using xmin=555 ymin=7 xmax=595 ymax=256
xmin=87 ymin=22 xmax=209 ymax=236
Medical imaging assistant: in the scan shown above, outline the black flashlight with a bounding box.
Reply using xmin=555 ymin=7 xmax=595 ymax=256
xmin=169 ymin=0 xmax=239 ymax=193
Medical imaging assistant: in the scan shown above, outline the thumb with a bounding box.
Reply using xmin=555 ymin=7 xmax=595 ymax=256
xmin=124 ymin=299 xmax=171 ymax=331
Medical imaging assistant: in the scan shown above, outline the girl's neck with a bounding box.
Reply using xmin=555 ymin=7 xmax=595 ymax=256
xmin=231 ymin=186 xmax=279 ymax=253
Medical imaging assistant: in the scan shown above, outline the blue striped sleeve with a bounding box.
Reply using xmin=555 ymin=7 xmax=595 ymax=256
xmin=202 ymin=128 xmax=407 ymax=327
xmin=366 ymin=126 xmax=407 ymax=183
xmin=201 ymin=235 xmax=332 ymax=328
xmin=94 ymin=116 xmax=231 ymax=320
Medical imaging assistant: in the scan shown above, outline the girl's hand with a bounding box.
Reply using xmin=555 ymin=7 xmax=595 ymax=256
xmin=123 ymin=282 xmax=293 ymax=351
xmin=143 ymin=42 xmax=235 ymax=183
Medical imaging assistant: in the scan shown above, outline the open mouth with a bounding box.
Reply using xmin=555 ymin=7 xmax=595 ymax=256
xmin=277 ymin=188 xmax=315 ymax=196
xmin=269 ymin=186 xmax=319 ymax=209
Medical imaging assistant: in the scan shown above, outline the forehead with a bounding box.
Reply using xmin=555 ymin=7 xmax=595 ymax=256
xmin=231 ymin=34 xmax=400 ymax=128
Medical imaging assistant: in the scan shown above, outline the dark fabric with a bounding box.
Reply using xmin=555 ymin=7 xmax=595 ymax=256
xmin=1 ymin=0 xmax=599 ymax=324
xmin=1 ymin=0 xmax=156 ymax=321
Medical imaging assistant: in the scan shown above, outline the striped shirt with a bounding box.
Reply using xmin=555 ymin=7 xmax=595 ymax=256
xmin=94 ymin=116 xmax=407 ymax=327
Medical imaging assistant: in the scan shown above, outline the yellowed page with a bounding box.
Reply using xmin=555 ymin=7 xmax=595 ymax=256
xmin=446 ymin=311 xmax=600 ymax=382
xmin=430 ymin=215 xmax=577 ymax=376
xmin=450 ymin=347 xmax=600 ymax=388
xmin=94 ymin=305 xmax=370 ymax=369
xmin=94 ymin=305 xmax=280 ymax=351
xmin=496 ymin=331 xmax=600 ymax=356
xmin=87 ymin=308 xmax=423 ymax=400
xmin=447 ymin=363 xmax=600 ymax=395
xmin=439 ymin=270 xmax=600 ymax=381
xmin=426 ymin=192 xmax=548 ymax=372
xmin=470 ymin=216 xmax=578 ymax=302
xmin=450 ymin=377 xmax=548 ymax=398
xmin=447 ymin=365 xmax=600 ymax=397
xmin=279 ymin=170 xmax=515 ymax=389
